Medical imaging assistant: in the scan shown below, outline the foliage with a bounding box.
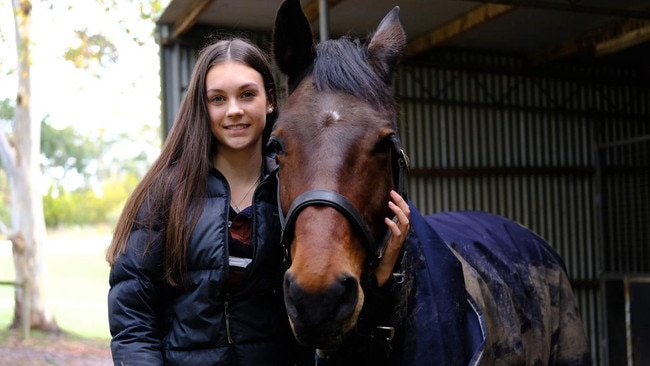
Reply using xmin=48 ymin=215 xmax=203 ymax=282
xmin=40 ymin=116 xmax=100 ymax=181
xmin=97 ymin=0 xmax=168 ymax=23
xmin=1 ymin=98 xmax=152 ymax=229
xmin=0 ymin=98 xmax=13 ymax=123
xmin=42 ymin=173 xmax=139 ymax=228
xmin=63 ymin=30 xmax=118 ymax=71
xmin=63 ymin=0 xmax=168 ymax=75
xmin=39 ymin=117 xmax=151 ymax=228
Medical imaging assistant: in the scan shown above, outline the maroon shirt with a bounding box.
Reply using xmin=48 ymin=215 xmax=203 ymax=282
xmin=228 ymin=205 xmax=253 ymax=286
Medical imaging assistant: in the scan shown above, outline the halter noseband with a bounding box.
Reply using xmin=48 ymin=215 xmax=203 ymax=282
xmin=277 ymin=134 xmax=409 ymax=272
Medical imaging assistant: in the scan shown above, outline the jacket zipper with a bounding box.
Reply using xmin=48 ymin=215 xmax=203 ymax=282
xmin=222 ymin=171 xmax=268 ymax=345
xmin=224 ymin=300 xmax=233 ymax=344
xmin=224 ymin=183 xmax=233 ymax=345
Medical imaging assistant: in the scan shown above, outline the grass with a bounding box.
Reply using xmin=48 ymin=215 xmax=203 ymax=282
xmin=0 ymin=228 xmax=111 ymax=340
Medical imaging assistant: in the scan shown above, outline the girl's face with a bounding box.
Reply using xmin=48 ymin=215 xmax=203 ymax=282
xmin=206 ymin=61 xmax=271 ymax=154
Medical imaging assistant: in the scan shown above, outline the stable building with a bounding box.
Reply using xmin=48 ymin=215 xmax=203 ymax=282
xmin=155 ymin=1 xmax=650 ymax=365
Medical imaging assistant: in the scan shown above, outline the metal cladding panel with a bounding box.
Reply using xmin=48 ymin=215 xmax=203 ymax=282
xmin=161 ymin=43 xmax=197 ymax=136
xmin=395 ymin=49 xmax=650 ymax=366
xmin=598 ymin=136 xmax=650 ymax=274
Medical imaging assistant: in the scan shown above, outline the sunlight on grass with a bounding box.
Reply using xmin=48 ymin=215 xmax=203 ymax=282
xmin=0 ymin=230 xmax=111 ymax=340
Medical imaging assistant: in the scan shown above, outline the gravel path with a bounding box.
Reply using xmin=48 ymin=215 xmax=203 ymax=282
xmin=0 ymin=330 xmax=112 ymax=366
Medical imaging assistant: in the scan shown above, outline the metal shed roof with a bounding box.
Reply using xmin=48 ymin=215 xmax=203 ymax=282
xmin=156 ymin=0 xmax=650 ymax=68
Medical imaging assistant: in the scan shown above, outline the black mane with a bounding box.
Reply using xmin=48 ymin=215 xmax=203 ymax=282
xmin=312 ymin=37 xmax=393 ymax=107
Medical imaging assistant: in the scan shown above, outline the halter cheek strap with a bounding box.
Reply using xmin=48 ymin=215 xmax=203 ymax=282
xmin=389 ymin=134 xmax=409 ymax=201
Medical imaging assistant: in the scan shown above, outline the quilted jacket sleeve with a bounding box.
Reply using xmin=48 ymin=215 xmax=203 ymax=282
xmin=108 ymin=226 xmax=167 ymax=366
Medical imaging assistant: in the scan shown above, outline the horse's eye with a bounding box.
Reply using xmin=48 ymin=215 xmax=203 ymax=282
xmin=372 ymin=135 xmax=393 ymax=154
xmin=267 ymin=138 xmax=285 ymax=156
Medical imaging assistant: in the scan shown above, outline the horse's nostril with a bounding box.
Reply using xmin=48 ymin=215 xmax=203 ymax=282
xmin=284 ymin=274 xmax=302 ymax=319
xmin=283 ymin=272 xmax=359 ymax=326
xmin=336 ymin=274 xmax=359 ymax=322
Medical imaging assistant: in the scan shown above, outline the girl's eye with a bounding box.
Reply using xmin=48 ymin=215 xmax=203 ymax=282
xmin=241 ymin=91 xmax=255 ymax=99
xmin=210 ymin=95 xmax=225 ymax=103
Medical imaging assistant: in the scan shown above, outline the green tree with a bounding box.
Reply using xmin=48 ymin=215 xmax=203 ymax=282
xmin=102 ymin=172 xmax=140 ymax=224
xmin=4 ymin=101 xmax=141 ymax=229
xmin=40 ymin=116 xmax=100 ymax=190
xmin=0 ymin=98 xmax=13 ymax=121
xmin=0 ymin=0 xmax=58 ymax=332
xmin=0 ymin=0 xmax=165 ymax=334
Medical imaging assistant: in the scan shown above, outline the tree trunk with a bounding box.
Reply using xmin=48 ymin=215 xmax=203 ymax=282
xmin=7 ymin=0 xmax=59 ymax=333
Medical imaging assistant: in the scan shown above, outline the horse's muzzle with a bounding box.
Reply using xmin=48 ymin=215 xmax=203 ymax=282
xmin=283 ymin=272 xmax=360 ymax=348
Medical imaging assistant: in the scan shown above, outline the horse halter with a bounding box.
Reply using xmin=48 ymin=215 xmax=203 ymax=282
xmin=277 ymin=133 xmax=409 ymax=272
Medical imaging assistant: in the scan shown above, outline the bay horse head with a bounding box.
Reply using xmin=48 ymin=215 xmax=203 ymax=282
xmin=271 ymin=0 xmax=407 ymax=349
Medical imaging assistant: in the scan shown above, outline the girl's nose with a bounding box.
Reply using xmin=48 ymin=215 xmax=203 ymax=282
xmin=226 ymin=100 xmax=244 ymax=116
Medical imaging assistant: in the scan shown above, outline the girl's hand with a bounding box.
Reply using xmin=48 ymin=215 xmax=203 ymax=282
xmin=375 ymin=190 xmax=410 ymax=286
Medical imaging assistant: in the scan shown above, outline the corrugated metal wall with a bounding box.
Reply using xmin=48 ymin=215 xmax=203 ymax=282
xmin=396 ymin=49 xmax=650 ymax=365
xmin=160 ymin=41 xmax=197 ymax=136
xmin=598 ymin=135 xmax=650 ymax=364
xmin=599 ymin=136 xmax=650 ymax=274
xmin=158 ymin=31 xmax=650 ymax=364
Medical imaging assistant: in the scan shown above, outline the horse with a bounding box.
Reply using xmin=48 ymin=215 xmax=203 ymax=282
xmin=270 ymin=0 xmax=592 ymax=364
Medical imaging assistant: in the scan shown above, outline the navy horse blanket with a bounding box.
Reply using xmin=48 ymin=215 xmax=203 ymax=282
xmin=383 ymin=204 xmax=591 ymax=365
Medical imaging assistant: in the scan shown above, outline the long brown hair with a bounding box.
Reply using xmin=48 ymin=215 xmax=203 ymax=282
xmin=106 ymin=38 xmax=279 ymax=286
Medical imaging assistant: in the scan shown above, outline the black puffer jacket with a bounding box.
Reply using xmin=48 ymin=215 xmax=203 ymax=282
xmin=108 ymin=164 xmax=308 ymax=365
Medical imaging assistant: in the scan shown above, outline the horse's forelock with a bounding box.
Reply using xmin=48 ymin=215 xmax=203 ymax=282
xmin=312 ymin=38 xmax=393 ymax=108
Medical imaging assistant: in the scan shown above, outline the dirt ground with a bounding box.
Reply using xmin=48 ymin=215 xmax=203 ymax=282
xmin=0 ymin=329 xmax=112 ymax=366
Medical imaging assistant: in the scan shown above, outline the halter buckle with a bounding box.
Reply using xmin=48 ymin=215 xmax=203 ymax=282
xmin=374 ymin=326 xmax=395 ymax=341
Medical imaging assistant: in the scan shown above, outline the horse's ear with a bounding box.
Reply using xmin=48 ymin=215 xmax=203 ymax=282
xmin=273 ymin=0 xmax=315 ymax=94
xmin=367 ymin=6 xmax=406 ymax=84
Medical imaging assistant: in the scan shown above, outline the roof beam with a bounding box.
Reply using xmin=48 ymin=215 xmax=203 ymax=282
xmin=467 ymin=0 xmax=650 ymax=20
xmin=172 ymin=0 xmax=216 ymax=39
xmin=595 ymin=21 xmax=650 ymax=56
xmin=528 ymin=19 xmax=650 ymax=64
xmin=405 ymin=3 xmax=513 ymax=57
